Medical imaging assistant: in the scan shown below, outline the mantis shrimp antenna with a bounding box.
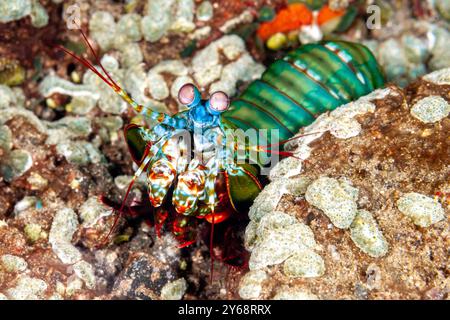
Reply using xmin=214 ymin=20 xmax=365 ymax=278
xmin=254 ymin=130 xmax=329 ymax=160
xmin=97 ymin=145 xmax=153 ymax=247
xmin=56 ymin=26 xmax=174 ymax=246
xmin=56 ymin=26 xmax=167 ymax=123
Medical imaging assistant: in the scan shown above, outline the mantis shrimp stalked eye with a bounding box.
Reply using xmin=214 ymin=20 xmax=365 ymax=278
xmin=178 ymin=83 xmax=201 ymax=107
xmin=207 ymin=91 xmax=230 ymax=114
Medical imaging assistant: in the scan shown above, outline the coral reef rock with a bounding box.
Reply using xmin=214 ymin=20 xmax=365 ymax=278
xmin=240 ymin=68 xmax=449 ymax=300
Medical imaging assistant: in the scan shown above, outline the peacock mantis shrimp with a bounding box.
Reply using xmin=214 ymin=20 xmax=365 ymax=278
xmin=58 ymin=26 xmax=385 ymax=250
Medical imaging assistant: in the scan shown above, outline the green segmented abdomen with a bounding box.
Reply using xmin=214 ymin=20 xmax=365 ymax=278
xmin=223 ymin=41 xmax=385 ymax=143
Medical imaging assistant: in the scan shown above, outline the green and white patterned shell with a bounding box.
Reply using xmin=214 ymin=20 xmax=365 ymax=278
xmin=222 ymin=41 xmax=385 ymax=143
